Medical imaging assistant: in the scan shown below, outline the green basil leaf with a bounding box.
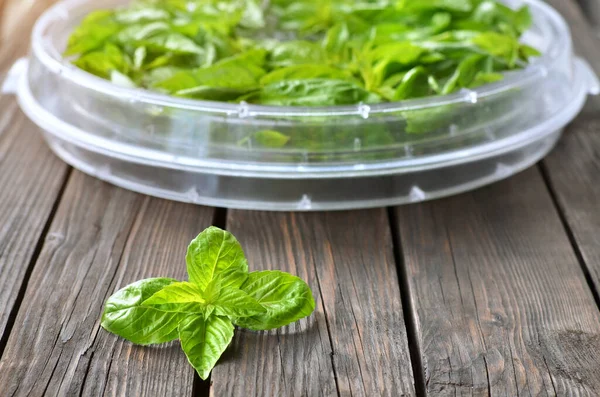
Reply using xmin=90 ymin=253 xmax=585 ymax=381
xmin=133 ymin=46 xmax=147 ymax=70
xmin=179 ymin=314 xmax=234 ymax=380
xmin=217 ymin=49 xmax=268 ymax=69
xmin=403 ymin=104 xmax=458 ymax=134
xmin=471 ymin=2 xmax=533 ymax=35
xmin=176 ymin=86 xmax=255 ymax=101
xmin=111 ymin=70 xmax=137 ymax=88
xmin=203 ymin=278 xmax=222 ymax=302
xmin=442 ymin=54 xmax=487 ymax=94
xmin=116 ymin=21 xmax=170 ymax=42
xmin=142 ymin=32 xmax=207 ymax=55
xmin=154 ymin=51 xmax=266 ymax=95
xmin=471 ymin=32 xmax=519 ymax=65
xmin=239 ymin=0 xmax=265 ymax=29
xmin=73 ymin=43 xmax=131 ymax=79
xmin=238 ymin=130 xmax=291 ymax=149
xmin=143 ymin=66 xmax=182 ymax=87
xmin=323 ymin=22 xmax=350 ymax=56
xmin=65 ymin=10 xmax=121 ymax=56
xmin=400 ymin=0 xmax=473 ymax=13
xmin=519 ymin=44 xmax=541 ymax=59
xmin=207 ymin=284 xmax=267 ymax=318
xmin=141 ymin=281 xmax=206 ymax=313
xmin=268 ymin=41 xmax=327 ymax=67
xmin=362 ymin=42 xmax=425 ymax=89
xmin=249 ymin=79 xmax=382 ymax=106
xmin=233 ymin=271 xmax=315 ymax=331
xmin=101 ymin=278 xmax=183 ymax=345
xmin=260 ymin=64 xmax=353 ymax=86
xmin=393 ymin=66 xmax=431 ymax=100
xmin=186 ymin=226 xmax=249 ymax=290
xmin=470 ymin=71 xmax=504 ymax=87
xmin=115 ymin=6 xmax=170 ymax=24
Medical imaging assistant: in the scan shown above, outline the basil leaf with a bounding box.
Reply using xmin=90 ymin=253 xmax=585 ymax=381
xmin=403 ymin=104 xmax=458 ymax=134
xmin=249 ymin=79 xmax=382 ymax=106
xmin=177 ymin=86 xmax=255 ymax=101
xmin=154 ymin=50 xmax=266 ymax=96
xmin=268 ymin=41 xmax=327 ymax=67
xmin=65 ymin=10 xmax=121 ymax=56
xmin=471 ymin=32 xmax=519 ymax=65
xmin=239 ymin=0 xmax=265 ymax=29
xmin=361 ymin=42 xmax=425 ymax=89
xmin=471 ymin=2 xmax=533 ymax=35
xmin=470 ymin=71 xmax=504 ymax=88
xmin=520 ymin=44 xmax=541 ymax=59
xmin=204 ymin=282 xmax=267 ymax=318
xmin=133 ymin=46 xmax=147 ymax=70
xmin=442 ymin=54 xmax=487 ymax=94
xmin=141 ymin=281 xmax=206 ymax=313
xmin=101 ymin=278 xmax=183 ymax=345
xmin=142 ymin=32 xmax=207 ymax=55
xmin=393 ymin=66 xmax=431 ymax=100
xmin=323 ymin=22 xmax=350 ymax=56
xmin=179 ymin=314 xmax=235 ymax=380
xmin=73 ymin=43 xmax=131 ymax=79
xmin=233 ymin=271 xmax=315 ymax=331
xmin=111 ymin=70 xmax=137 ymax=88
xmin=186 ymin=227 xmax=249 ymax=290
xmin=260 ymin=64 xmax=352 ymax=86
xmin=115 ymin=6 xmax=170 ymax=24
xmin=116 ymin=21 xmax=170 ymax=42
xmin=401 ymin=0 xmax=473 ymax=13
xmin=238 ymin=130 xmax=291 ymax=149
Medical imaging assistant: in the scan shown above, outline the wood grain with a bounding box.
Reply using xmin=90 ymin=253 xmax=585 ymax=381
xmin=571 ymin=0 xmax=600 ymax=36
xmin=210 ymin=211 xmax=337 ymax=397
xmin=0 ymin=102 xmax=69 ymax=350
xmin=544 ymin=0 xmax=600 ymax=114
xmin=211 ymin=210 xmax=415 ymax=397
xmin=0 ymin=172 xmax=214 ymax=396
xmin=0 ymin=0 xmax=69 ymax=352
xmin=79 ymin=198 xmax=214 ymax=396
xmin=541 ymin=0 xmax=600 ymax=299
xmin=394 ymin=168 xmax=600 ymax=396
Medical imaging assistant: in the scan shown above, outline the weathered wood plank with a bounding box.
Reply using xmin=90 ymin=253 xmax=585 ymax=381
xmin=395 ymin=168 xmax=600 ymax=396
xmin=0 ymin=172 xmax=214 ymax=396
xmin=79 ymin=198 xmax=215 ymax=396
xmin=210 ymin=211 xmax=337 ymax=397
xmin=0 ymin=0 xmax=70 ymax=353
xmin=211 ymin=210 xmax=415 ymax=397
xmin=574 ymin=0 xmax=600 ymax=31
xmin=0 ymin=103 xmax=69 ymax=350
xmin=541 ymin=0 xmax=600 ymax=300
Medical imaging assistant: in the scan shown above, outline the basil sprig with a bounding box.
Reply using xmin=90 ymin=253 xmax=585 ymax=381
xmin=101 ymin=226 xmax=315 ymax=380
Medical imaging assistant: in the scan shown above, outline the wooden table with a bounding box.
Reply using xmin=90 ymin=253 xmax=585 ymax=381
xmin=1 ymin=1 xmax=600 ymax=396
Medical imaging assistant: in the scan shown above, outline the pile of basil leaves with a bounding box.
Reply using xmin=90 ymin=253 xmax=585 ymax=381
xmin=66 ymin=0 xmax=540 ymax=106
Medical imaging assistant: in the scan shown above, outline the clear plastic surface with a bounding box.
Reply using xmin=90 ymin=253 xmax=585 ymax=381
xmin=5 ymin=0 xmax=598 ymax=210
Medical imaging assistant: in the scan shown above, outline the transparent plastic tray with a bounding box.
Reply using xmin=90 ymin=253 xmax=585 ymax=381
xmin=3 ymin=0 xmax=598 ymax=211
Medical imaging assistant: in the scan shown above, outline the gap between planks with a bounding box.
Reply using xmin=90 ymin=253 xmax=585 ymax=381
xmin=538 ymin=163 xmax=600 ymax=311
xmin=387 ymin=207 xmax=427 ymax=397
xmin=192 ymin=207 xmax=228 ymax=397
xmin=210 ymin=210 xmax=416 ymax=397
xmin=540 ymin=0 xmax=600 ymax=311
xmin=0 ymin=169 xmax=72 ymax=359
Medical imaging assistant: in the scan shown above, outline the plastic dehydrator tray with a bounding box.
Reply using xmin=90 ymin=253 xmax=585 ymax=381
xmin=3 ymin=0 xmax=599 ymax=211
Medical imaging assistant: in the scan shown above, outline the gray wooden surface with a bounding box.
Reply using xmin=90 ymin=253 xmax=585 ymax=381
xmin=1 ymin=0 xmax=600 ymax=396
